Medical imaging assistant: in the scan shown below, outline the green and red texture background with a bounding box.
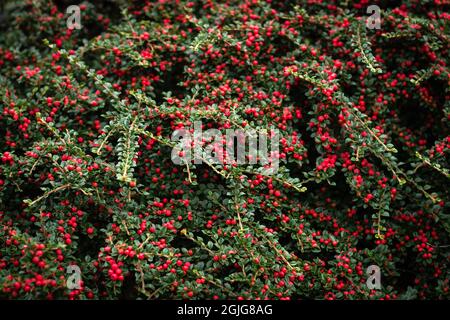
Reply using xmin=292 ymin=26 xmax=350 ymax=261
xmin=0 ymin=0 xmax=449 ymax=299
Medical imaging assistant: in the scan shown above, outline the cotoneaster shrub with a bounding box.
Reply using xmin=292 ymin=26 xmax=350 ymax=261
xmin=0 ymin=0 xmax=449 ymax=300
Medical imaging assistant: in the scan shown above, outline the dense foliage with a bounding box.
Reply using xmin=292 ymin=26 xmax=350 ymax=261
xmin=0 ymin=0 xmax=449 ymax=300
